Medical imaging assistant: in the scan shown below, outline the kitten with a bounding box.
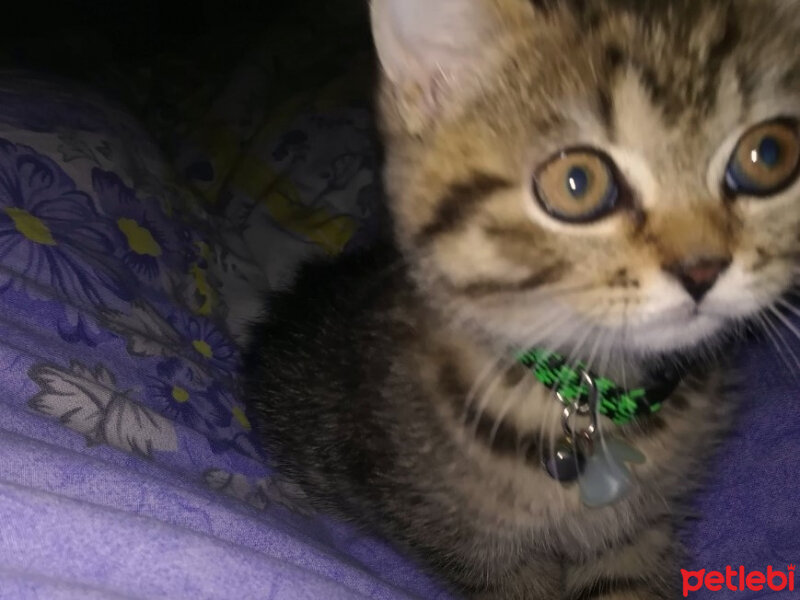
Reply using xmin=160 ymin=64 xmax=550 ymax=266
xmin=244 ymin=1 xmax=800 ymax=598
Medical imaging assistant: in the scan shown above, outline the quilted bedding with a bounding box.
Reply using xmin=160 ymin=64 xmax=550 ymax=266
xmin=0 ymin=28 xmax=798 ymax=600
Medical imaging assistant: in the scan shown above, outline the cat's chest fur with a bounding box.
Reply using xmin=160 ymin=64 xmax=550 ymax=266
xmin=244 ymin=246 xmax=732 ymax=566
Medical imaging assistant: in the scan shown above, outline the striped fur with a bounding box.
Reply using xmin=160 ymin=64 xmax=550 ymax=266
xmin=245 ymin=1 xmax=800 ymax=598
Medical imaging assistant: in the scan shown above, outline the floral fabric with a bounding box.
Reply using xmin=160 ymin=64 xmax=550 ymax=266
xmin=0 ymin=72 xmax=447 ymax=600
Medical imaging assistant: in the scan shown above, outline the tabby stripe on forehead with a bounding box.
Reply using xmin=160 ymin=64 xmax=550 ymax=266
xmin=416 ymin=173 xmax=515 ymax=243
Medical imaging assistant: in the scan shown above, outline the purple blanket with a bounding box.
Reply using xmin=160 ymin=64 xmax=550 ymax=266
xmin=0 ymin=72 xmax=797 ymax=600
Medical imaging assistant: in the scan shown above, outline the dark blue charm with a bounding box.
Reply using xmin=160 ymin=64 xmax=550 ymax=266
xmin=543 ymin=440 xmax=585 ymax=482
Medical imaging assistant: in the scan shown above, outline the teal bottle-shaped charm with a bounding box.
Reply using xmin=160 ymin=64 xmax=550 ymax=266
xmin=578 ymin=436 xmax=646 ymax=508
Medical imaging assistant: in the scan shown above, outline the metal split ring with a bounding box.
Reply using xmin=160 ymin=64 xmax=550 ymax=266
xmin=559 ymin=370 xmax=599 ymax=439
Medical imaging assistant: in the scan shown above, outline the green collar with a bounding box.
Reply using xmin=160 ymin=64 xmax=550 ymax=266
xmin=516 ymin=348 xmax=681 ymax=426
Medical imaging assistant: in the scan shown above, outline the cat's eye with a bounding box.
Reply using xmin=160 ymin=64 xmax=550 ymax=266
xmin=533 ymin=150 xmax=620 ymax=223
xmin=724 ymin=119 xmax=800 ymax=197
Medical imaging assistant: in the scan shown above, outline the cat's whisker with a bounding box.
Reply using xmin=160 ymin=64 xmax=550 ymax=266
xmin=510 ymin=304 xmax=580 ymax=462
xmin=754 ymin=313 xmax=788 ymax=371
xmin=761 ymin=309 xmax=800 ymax=379
xmin=487 ymin=368 xmax=536 ymax=454
xmin=517 ymin=306 xmax=585 ymax=353
xmin=591 ymin=325 xmax=628 ymax=446
xmin=771 ymin=301 xmax=800 ymax=375
xmin=776 ymin=297 xmax=800 ymax=321
xmin=595 ymin=328 xmax=619 ymax=387
xmin=460 ymin=354 xmax=510 ymax=428
xmin=535 ymin=308 xmax=611 ymax=476
xmin=537 ymin=364 xmax=580 ymax=472
xmin=615 ymin=299 xmax=634 ymax=393
xmin=469 ymin=361 xmax=518 ymax=446
xmin=470 ymin=310 xmax=579 ymax=449
xmin=768 ymin=304 xmax=800 ymax=352
xmin=546 ymin=400 xmax=570 ymax=514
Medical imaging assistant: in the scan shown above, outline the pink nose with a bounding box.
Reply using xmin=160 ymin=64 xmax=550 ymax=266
xmin=664 ymin=257 xmax=731 ymax=303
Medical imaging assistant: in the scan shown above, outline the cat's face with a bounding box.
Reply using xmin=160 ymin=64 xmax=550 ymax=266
xmin=372 ymin=0 xmax=800 ymax=360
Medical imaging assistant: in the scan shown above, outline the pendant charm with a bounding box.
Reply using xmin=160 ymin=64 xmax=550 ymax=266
xmin=544 ymin=369 xmax=647 ymax=508
xmin=543 ymin=438 xmax=585 ymax=482
xmin=578 ymin=437 xmax=646 ymax=508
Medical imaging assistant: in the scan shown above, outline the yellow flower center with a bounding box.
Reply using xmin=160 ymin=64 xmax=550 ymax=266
xmin=171 ymin=386 xmax=190 ymax=403
xmin=192 ymin=339 xmax=213 ymax=359
xmin=6 ymin=208 xmax=56 ymax=246
xmin=117 ymin=218 xmax=162 ymax=257
xmin=232 ymin=406 xmax=251 ymax=431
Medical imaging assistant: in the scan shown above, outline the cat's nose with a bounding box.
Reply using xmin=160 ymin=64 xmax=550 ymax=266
xmin=664 ymin=257 xmax=731 ymax=303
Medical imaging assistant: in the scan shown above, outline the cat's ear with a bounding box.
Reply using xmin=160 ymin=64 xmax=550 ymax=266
xmin=370 ymin=0 xmax=506 ymax=122
xmin=370 ymin=0 xmax=492 ymax=84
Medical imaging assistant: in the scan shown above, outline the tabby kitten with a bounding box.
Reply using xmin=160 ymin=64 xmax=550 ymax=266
xmin=244 ymin=1 xmax=800 ymax=598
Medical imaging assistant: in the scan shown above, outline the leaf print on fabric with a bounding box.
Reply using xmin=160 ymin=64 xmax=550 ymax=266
xmin=254 ymin=473 xmax=310 ymax=513
xmin=28 ymin=361 xmax=177 ymax=458
xmin=100 ymin=300 xmax=183 ymax=359
xmin=0 ymin=138 xmax=132 ymax=308
xmin=56 ymin=130 xmax=106 ymax=166
xmin=204 ymin=469 xmax=258 ymax=506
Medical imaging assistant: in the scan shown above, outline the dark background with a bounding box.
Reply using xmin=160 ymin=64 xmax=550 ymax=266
xmin=1 ymin=2 xmax=370 ymax=69
xmin=0 ymin=1 xmax=373 ymax=117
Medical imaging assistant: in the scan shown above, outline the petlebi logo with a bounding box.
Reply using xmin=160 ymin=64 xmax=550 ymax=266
xmin=682 ymin=565 xmax=796 ymax=597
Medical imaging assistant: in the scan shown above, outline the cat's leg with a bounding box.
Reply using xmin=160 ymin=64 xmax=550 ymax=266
xmin=564 ymin=521 xmax=678 ymax=600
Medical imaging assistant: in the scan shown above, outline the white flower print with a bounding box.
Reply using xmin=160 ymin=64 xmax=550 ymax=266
xmin=28 ymin=360 xmax=177 ymax=458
